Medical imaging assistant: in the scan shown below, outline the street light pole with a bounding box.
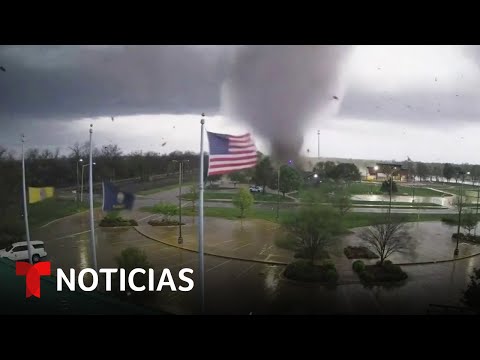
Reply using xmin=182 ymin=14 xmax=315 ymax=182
xmin=455 ymin=171 xmax=470 ymax=256
xmin=388 ymin=167 xmax=396 ymax=220
xmin=317 ymin=130 xmax=320 ymax=159
xmin=475 ymin=179 xmax=480 ymax=237
xmin=276 ymin=167 xmax=280 ymax=221
xmin=76 ymin=158 xmax=83 ymax=204
xmin=173 ymin=159 xmax=189 ymax=244
xmin=81 ymin=162 xmax=95 ymax=202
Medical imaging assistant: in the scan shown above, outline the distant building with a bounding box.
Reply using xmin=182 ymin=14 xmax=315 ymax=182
xmin=366 ymin=163 xmax=408 ymax=182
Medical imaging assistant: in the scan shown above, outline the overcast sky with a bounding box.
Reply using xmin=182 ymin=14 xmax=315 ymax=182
xmin=1 ymin=45 xmax=480 ymax=163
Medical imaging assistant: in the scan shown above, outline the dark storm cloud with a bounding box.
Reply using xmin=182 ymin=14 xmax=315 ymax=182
xmin=0 ymin=45 xmax=232 ymax=123
xmin=338 ymin=88 xmax=480 ymax=125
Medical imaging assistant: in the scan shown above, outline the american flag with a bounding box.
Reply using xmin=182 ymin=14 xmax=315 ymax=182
xmin=206 ymin=131 xmax=257 ymax=176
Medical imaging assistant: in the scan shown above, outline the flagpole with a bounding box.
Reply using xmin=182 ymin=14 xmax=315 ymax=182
xmin=198 ymin=113 xmax=205 ymax=313
xmin=21 ymin=134 xmax=33 ymax=264
xmin=88 ymin=124 xmax=98 ymax=271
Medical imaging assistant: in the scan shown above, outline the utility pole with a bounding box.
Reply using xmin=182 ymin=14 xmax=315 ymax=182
xmin=317 ymin=130 xmax=320 ymax=159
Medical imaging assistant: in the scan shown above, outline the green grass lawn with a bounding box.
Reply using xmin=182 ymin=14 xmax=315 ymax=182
xmin=396 ymin=185 xmax=446 ymax=197
xmin=351 ymin=200 xmax=441 ymax=207
xmin=142 ymin=204 xmax=452 ymax=229
xmin=298 ymin=182 xmax=447 ymax=200
xmin=180 ymin=190 xmax=292 ymax=203
xmin=428 ymin=184 xmax=479 ymax=197
xmin=29 ymin=197 xmax=101 ymax=228
xmin=137 ymin=182 xmax=195 ymax=195
xmin=182 ymin=206 xmax=280 ymax=222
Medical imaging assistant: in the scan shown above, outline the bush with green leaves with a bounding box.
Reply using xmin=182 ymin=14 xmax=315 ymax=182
xmin=99 ymin=211 xmax=138 ymax=227
xmin=151 ymin=202 xmax=179 ymax=222
xmin=359 ymin=262 xmax=408 ymax=283
xmin=352 ymin=260 xmax=365 ymax=273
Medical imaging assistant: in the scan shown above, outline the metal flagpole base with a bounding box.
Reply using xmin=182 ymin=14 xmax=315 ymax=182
xmin=454 ymin=248 xmax=459 ymax=256
xmin=178 ymin=236 xmax=183 ymax=244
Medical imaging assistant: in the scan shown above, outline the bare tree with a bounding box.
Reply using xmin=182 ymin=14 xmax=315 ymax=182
xmin=359 ymin=221 xmax=412 ymax=265
xmin=462 ymin=211 xmax=478 ymax=235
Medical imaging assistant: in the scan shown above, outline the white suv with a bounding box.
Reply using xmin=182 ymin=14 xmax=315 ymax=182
xmin=0 ymin=241 xmax=48 ymax=263
xmin=249 ymin=185 xmax=262 ymax=193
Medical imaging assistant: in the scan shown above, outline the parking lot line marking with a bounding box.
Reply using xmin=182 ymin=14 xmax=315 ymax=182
xmin=206 ymin=259 xmax=232 ymax=273
xmin=136 ymin=214 xmax=157 ymax=222
xmin=231 ymin=243 xmax=252 ymax=251
xmin=55 ymin=229 xmax=96 ymax=240
xmin=235 ymin=263 xmax=257 ymax=278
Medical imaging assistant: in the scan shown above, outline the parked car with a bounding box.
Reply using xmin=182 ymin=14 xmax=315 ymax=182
xmin=0 ymin=241 xmax=47 ymax=263
xmin=249 ymin=185 xmax=262 ymax=193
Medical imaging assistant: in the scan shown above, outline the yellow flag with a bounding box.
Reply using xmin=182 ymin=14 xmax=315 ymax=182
xmin=28 ymin=187 xmax=55 ymax=204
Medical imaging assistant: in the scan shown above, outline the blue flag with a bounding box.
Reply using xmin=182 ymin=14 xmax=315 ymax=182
xmin=102 ymin=182 xmax=135 ymax=211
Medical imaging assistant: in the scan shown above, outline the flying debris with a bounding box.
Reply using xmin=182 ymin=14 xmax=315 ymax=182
xmin=407 ymin=156 xmax=412 ymax=161
xmin=111 ymin=117 xmax=115 ymax=122
xmin=306 ymin=149 xmax=310 ymax=153
xmin=377 ymin=67 xmax=381 ymax=70
xmin=161 ymin=142 xmax=167 ymax=147
xmin=173 ymin=126 xmax=176 ymax=129
xmin=435 ymin=77 xmax=437 ymax=82
xmin=0 ymin=66 xmax=5 ymax=72
xmin=332 ymin=95 xmax=339 ymax=100
xmin=456 ymin=94 xmax=459 ymax=97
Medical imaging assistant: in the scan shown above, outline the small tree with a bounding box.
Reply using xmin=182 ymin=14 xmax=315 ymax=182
xmin=232 ymin=188 xmax=254 ymax=218
xmin=279 ymin=165 xmax=303 ymax=197
xmin=443 ymin=163 xmax=456 ymax=182
xmin=359 ymin=220 xmax=412 ymax=265
xmin=462 ymin=211 xmax=478 ymax=235
xmin=462 ymin=268 xmax=480 ymax=313
xmin=332 ymin=187 xmax=352 ymax=216
xmin=152 ymin=202 xmax=178 ymax=222
xmin=184 ymin=185 xmax=199 ymax=211
xmin=380 ymin=179 xmax=398 ymax=194
xmin=282 ymin=205 xmax=343 ymax=263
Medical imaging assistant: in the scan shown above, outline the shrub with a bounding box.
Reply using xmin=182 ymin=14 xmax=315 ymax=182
xmin=284 ymin=259 xmax=337 ymax=284
xmin=148 ymin=219 xmax=183 ymax=226
xmin=151 ymin=202 xmax=178 ymax=222
xmin=359 ymin=264 xmax=408 ymax=283
xmin=325 ymin=268 xmax=338 ymax=283
xmin=352 ymin=260 xmax=365 ymax=273
xmin=99 ymin=213 xmax=137 ymax=227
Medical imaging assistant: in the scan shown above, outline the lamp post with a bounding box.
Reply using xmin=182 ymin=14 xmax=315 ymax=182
xmin=81 ymin=162 xmax=96 ymax=202
xmin=475 ymin=179 xmax=480 ymax=237
xmin=276 ymin=167 xmax=280 ymax=221
xmin=317 ymin=130 xmax=320 ymax=159
xmin=455 ymin=170 xmax=470 ymax=256
xmin=173 ymin=159 xmax=189 ymax=244
xmin=388 ymin=166 xmax=397 ymax=219
xmin=76 ymin=158 xmax=83 ymax=204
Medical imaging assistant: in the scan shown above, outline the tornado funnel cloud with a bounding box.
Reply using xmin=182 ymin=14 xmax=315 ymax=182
xmin=221 ymin=45 xmax=351 ymax=164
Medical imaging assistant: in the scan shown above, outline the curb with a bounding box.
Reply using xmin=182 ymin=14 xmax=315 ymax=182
xmin=397 ymin=250 xmax=480 ymax=266
xmin=133 ymin=226 xmax=290 ymax=266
